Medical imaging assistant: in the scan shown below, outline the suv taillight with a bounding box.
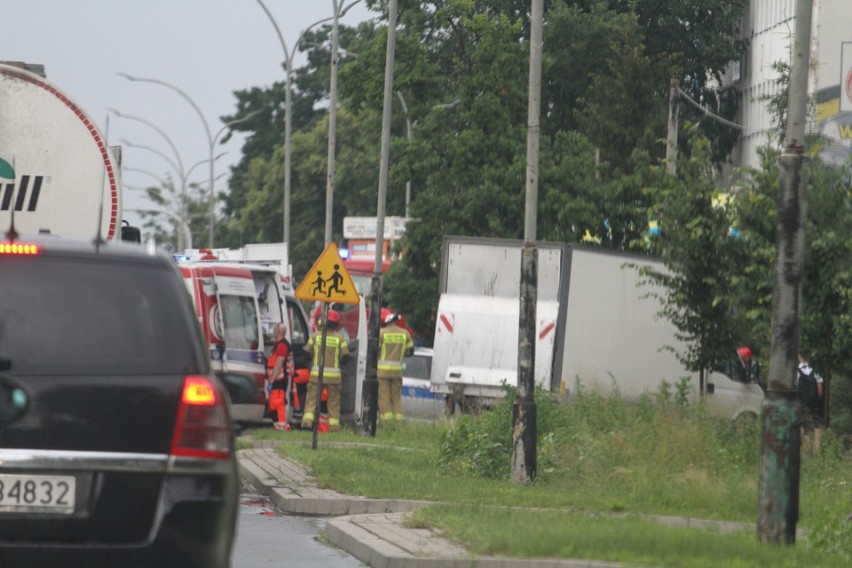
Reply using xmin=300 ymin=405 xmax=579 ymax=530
xmin=171 ymin=376 xmax=232 ymax=459
xmin=0 ymin=242 xmax=40 ymax=255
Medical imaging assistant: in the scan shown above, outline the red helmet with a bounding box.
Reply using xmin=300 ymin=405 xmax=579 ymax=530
xmin=326 ymin=309 xmax=341 ymax=324
xmin=737 ymin=346 xmax=753 ymax=359
xmin=381 ymin=308 xmax=398 ymax=326
xmin=380 ymin=307 xmax=392 ymax=323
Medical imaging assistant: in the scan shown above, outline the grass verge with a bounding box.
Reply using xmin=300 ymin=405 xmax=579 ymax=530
xmin=242 ymin=386 xmax=852 ymax=564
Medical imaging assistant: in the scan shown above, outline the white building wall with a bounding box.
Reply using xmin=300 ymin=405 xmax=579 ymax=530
xmin=732 ymin=0 xmax=852 ymax=170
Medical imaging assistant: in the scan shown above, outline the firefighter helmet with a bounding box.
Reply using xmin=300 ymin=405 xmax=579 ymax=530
xmin=382 ymin=310 xmax=399 ymax=326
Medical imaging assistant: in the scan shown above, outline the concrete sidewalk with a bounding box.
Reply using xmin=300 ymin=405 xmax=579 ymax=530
xmin=238 ymin=442 xmax=625 ymax=568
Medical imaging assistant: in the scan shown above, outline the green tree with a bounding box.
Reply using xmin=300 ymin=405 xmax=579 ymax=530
xmin=383 ymin=8 xmax=530 ymax=340
xmin=735 ymin=149 xmax=852 ymax=430
xmin=636 ymin=125 xmax=746 ymax=382
xmin=221 ymin=0 xmax=754 ymax=344
xmin=217 ymin=23 xmax=367 ymax=248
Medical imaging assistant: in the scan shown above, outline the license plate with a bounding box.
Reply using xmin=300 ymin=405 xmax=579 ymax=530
xmin=0 ymin=474 xmax=76 ymax=514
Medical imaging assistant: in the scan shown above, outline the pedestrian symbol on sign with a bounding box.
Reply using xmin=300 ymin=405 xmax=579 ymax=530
xmin=295 ymin=243 xmax=359 ymax=305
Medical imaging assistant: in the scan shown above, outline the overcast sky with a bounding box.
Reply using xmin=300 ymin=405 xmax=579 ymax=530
xmin=4 ymin=0 xmax=376 ymax=234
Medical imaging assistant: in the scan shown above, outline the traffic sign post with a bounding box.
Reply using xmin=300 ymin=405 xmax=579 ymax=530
xmin=295 ymin=242 xmax=359 ymax=305
xmin=296 ymin=243 xmax=358 ymax=448
xmin=311 ymin=303 xmax=329 ymax=450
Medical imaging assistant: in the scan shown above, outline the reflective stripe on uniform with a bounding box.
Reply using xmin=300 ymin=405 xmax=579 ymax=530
xmin=310 ymin=366 xmax=342 ymax=378
xmin=379 ymin=331 xmax=410 ymax=369
xmin=309 ymin=334 xmax=344 ymax=378
xmin=378 ymin=359 xmax=404 ymax=371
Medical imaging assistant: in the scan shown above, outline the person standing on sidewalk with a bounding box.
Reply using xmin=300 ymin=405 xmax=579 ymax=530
xmin=798 ymin=353 xmax=825 ymax=452
xmin=301 ymin=309 xmax=350 ymax=432
xmin=266 ymin=323 xmax=291 ymax=431
xmin=378 ymin=309 xmax=414 ymax=423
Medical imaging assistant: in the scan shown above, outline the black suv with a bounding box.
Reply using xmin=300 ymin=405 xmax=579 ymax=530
xmin=0 ymin=234 xmax=238 ymax=567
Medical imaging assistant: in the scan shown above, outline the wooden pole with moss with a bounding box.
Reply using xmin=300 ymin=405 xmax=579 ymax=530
xmin=757 ymin=0 xmax=813 ymax=544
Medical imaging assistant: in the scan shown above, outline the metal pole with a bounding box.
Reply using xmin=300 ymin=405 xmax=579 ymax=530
xmin=110 ymin=109 xmax=189 ymax=249
xmin=284 ymin=62 xmax=293 ymax=244
xmin=254 ymin=0 xmax=336 ymax=244
xmin=117 ymin=74 xmax=260 ymax=247
xmin=325 ymin=0 xmax=343 ymax=247
xmin=396 ymin=91 xmax=412 ymax=218
xmin=512 ymin=0 xmax=542 ymax=484
xmin=666 ymin=78 xmax=679 ymax=176
xmin=362 ymin=0 xmax=398 ymax=437
xmin=312 ymin=303 xmax=330 ymax=450
xmin=757 ymin=0 xmax=813 ymax=544
xmin=116 ymin=74 xmax=215 ymax=247
xmin=126 ymin=207 xmax=192 ymax=251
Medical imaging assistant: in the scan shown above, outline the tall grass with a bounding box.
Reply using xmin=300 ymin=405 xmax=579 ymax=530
xmin=436 ymin=382 xmax=763 ymax=518
xmin=260 ymin=383 xmax=851 ymax=560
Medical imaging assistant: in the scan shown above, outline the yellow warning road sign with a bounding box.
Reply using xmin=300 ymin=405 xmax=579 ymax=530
xmin=295 ymin=242 xmax=360 ymax=304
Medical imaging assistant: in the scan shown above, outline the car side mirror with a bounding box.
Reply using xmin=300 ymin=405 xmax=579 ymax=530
xmin=0 ymin=374 xmax=30 ymax=425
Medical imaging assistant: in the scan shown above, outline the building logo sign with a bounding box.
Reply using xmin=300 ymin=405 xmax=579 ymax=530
xmin=842 ymin=42 xmax=852 ymax=112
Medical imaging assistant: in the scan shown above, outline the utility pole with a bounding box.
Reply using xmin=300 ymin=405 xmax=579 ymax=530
xmin=757 ymin=0 xmax=813 ymax=544
xmin=396 ymin=90 xmax=413 ymax=218
xmin=512 ymin=0 xmax=542 ymax=484
xmin=254 ymin=0 xmax=360 ymax=244
xmin=325 ymin=0 xmax=344 ymax=246
xmin=362 ymin=0 xmax=398 ymax=437
xmin=666 ymin=78 xmax=679 ymax=176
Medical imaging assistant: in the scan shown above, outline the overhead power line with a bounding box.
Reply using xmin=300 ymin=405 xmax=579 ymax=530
xmin=676 ymin=86 xmax=745 ymax=131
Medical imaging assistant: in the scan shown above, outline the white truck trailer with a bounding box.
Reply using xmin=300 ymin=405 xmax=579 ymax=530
xmin=0 ymin=63 xmax=126 ymax=241
xmin=431 ymin=236 xmax=763 ymax=421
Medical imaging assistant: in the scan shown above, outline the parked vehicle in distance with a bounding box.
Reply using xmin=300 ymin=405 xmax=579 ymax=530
xmin=431 ymin=236 xmax=764 ymax=422
xmin=177 ymin=244 xmax=311 ymax=425
xmin=402 ymin=347 xmax=446 ymax=419
xmin=0 ymin=233 xmax=238 ymax=567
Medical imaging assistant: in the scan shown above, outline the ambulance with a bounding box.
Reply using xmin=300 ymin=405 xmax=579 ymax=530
xmin=177 ymin=243 xmax=311 ymax=424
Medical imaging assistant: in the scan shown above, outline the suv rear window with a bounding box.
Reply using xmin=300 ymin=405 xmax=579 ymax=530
xmin=0 ymin=256 xmax=200 ymax=376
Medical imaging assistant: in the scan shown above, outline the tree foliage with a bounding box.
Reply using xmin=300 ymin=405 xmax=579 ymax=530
xmin=635 ymin=125 xmax=747 ymax=376
xmin=735 ymin=148 xmax=852 ymax=413
xmin=219 ymin=0 xmax=752 ymax=344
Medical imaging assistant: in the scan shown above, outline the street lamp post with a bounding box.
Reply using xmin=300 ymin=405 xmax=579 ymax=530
xmin=124 ymin=166 xmax=168 ymax=187
xmin=125 ymin=207 xmax=192 ymax=251
xmin=362 ymin=0 xmax=398 ymax=437
xmin=396 ymin=90 xmax=412 ymax=218
xmin=117 ymin=73 xmax=259 ymax=247
xmin=255 ymin=1 xmax=333 ymax=245
xmin=122 ymin=149 xmax=225 ymax=249
xmin=118 ymin=139 xmax=183 ymax=182
xmin=254 ymin=0 xmax=362 ymax=245
xmin=109 ymin=108 xmax=190 ymax=250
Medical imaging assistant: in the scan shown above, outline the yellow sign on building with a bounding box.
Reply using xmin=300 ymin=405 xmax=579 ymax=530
xmin=295 ymin=242 xmax=360 ymax=304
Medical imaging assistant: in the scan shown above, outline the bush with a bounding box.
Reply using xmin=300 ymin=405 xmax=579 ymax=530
xmin=437 ymin=385 xmax=566 ymax=479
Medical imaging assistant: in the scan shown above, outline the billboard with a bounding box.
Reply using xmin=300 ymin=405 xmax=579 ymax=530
xmin=842 ymin=42 xmax=852 ymax=112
